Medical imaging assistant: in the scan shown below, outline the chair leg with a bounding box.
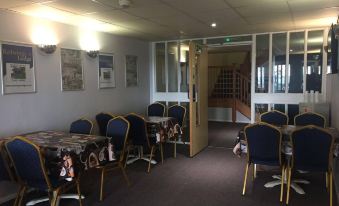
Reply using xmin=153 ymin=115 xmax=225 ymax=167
xmin=147 ymin=146 xmax=155 ymax=173
xmin=77 ymin=179 xmax=83 ymax=206
xmin=252 ymin=164 xmax=256 ymax=181
xmin=119 ymin=162 xmax=131 ymax=186
xmin=100 ymin=167 xmax=105 ymax=201
xmin=280 ymin=165 xmax=285 ymax=202
xmin=330 ymin=171 xmax=333 ymax=206
xmin=242 ymin=163 xmax=249 ymax=195
xmin=286 ymin=167 xmax=292 ymax=205
xmin=14 ymin=186 xmax=26 ymax=206
xmin=51 ymin=189 xmax=60 ymax=206
xmin=160 ymin=143 xmax=164 ymax=164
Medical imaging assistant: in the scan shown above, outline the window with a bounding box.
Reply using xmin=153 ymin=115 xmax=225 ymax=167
xmin=288 ymin=32 xmax=304 ymax=93
xmin=255 ymin=34 xmax=269 ymax=93
xmin=306 ymin=30 xmax=323 ymax=93
xmin=167 ymin=41 xmax=179 ymax=92
xmin=155 ymin=43 xmax=166 ymax=92
xmin=180 ymin=41 xmax=189 ymax=92
xmin=272 ymin=33 xmax=287 ymax=93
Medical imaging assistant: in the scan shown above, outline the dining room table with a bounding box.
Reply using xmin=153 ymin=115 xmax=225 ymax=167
xmin=5 ymin=130 xmax=113 ymax=206
xmin=125 ymin=116 xmax=181 ymax=165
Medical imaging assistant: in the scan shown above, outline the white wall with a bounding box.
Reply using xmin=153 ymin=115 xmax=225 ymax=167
xmin=208 ymin=107 xmax=250 ymax=123
xmin=0 ymin=11 xmax=150 ymax=137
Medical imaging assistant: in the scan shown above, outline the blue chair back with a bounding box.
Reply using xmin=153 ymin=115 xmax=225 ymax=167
xmin=147 ymin=103 xmax=165 ymax=117
xmin=125 ymin=114 xmax=150 ymax=147
xmin=0 ymin=144 xmax=11 ymax=181
xmin=244 ymin=123 xmax=281 ymax=166
xmin=70 ymin=119 xmax=93 ymax=135
xmin=291 ymin=126 xmax=333 ymax=172
xmin=168 ymin=105 xmax=186 ymax=127
xmin=5 ymin=137 xmax=51 ymax=190
xmin=294 ymin=112 xmax=325 ymax=128
xmin=96 ymin=113 xmax=114 ymax=136
xmin=106 ymin=116 xmax=129 ymax=154
xmin=260 ymin=110 xmax=288 ymax=126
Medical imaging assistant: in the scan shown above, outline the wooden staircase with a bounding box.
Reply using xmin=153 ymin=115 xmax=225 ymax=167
xmin=208 ymin=61 xmax=251 ymax=122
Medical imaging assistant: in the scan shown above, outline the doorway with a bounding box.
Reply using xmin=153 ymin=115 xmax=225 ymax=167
xmin=207 ymin=44 xmax=252 ymax=148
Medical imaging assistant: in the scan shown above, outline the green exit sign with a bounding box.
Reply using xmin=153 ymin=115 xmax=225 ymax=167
xmin=225 ymin=37 xmax=231 ymax=42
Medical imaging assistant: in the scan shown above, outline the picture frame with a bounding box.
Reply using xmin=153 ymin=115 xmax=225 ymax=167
xmin=98 ymin=53 xmax=115 ymax=89
xmin=125 ymin=55 xmax=138 ymax=87
xmin=0 ymin=42 xmax=36 ymax=94
xmin=60 ymin=48 xmax=84 ymax=91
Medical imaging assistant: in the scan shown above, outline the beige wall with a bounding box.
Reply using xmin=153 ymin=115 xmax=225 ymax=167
xmin=208 ymin=52 xmax=247 ymax=67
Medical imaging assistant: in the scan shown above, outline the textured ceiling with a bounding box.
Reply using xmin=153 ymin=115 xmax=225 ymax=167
xmin=0 ymin=0 xmax=338 ymax=41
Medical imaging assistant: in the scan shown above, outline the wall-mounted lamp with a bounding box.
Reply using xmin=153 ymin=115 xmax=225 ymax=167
xmin=86 ymin=50 xmax=99 ymax=58
xmin=37 ymin=44 xmax=57 ymax=54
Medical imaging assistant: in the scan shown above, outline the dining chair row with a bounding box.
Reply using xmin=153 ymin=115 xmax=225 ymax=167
xmin=260 ymin=110 xmax=326 ymax=128
xmin=242 ymin=123 xmax=334 ymax=206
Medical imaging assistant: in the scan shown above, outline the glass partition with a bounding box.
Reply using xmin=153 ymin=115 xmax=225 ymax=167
xmin=167 ymin=41 xmax=179 ymax=92
xmin=306 ymin=30 xmax=323 ymax=93
xmin=155 ymin=43 xmax=166 ymax=92
xmin=288 ymin=32 xmax=304 ymax=93
xmin=255 ymin=34 xmax=269 ymax=93
xmin=272 ymin=33 xmax=287 ymax=93
xmin=180 ymin=41 xmax=189 ymax=92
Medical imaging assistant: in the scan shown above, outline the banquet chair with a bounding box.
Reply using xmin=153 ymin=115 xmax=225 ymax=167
xmin=98 ymin=116 xmax=131 ymax=201
xmin=294 ymin=112 xmax=326 ymax=128
xmin=287 ymin=126 xmax=334 ymax=206
xmin=5 ymin=136 xmax=82 ymax=206
xmin=70 ymin=118 xmax=93 ymax=135
xmin=147 ymin=102 xmax=166 ymax=117
xmin=243 ymin=123 xmax=284 ymax=202
xmin=168 ymin=104 xmax=186 ymax=158
xmin=0 ymin=142 xmax=20 ymax=205
xmin=260 ymin=110 xmax=288 ymax=126
xmin=96 ymin=112 xmax=114 ymax=136
xmin=125 ymin=113 xmax=163 ymax=173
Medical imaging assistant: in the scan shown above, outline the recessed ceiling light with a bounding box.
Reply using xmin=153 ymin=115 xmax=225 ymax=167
xmin=211 ymin=22 xmax=217 ymax=28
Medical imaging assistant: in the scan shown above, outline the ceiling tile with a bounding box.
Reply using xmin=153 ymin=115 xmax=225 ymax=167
xmin=124 ymin=4 xmax=183 ymax=18
xmin=189 ymin=8 xmax=241 ymax=24
xmin=288 ymin=0 xmax=339 ymax=12
xmin=235 ymin=1 xmax=289 ymax=17
xmin=293 ymin=8 xmax=339 ymax=21
xmin=0 ymin=0 xmax=31 ymax=8
xmin=163 ymin=0 xmax=229 ymax=12
xmin=245 ymin=13 xmax=292 ymax=25
xmin=225 ymin=0 xmax=286 ymax=8
xmin=96 ymin=0 xmax=163 ymax=9
xmin=45 ymin=0 xmax=114 ymax=14
xmin=85 ymin=10 xmax=142 ymax=24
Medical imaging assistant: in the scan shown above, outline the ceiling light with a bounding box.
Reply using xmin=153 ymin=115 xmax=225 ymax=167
xmin=211 ymin=23 xmax=217 ymax=28
xmin=119 ymin=0 xmax=132 ymax=8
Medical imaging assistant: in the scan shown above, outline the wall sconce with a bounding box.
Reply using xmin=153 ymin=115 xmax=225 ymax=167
xmin=86 ymin=50 xmax=99 ymax=58
xmin=37 ymin=44 xmax=57 ymax=54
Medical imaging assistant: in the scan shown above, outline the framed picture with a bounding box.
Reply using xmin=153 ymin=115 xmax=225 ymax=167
xmin=98 ymin=54 xmax=115 ymax=89
xmin=1 ymin=42 xmax=36 ymax=94
xmin=125 ymin=55 xmax=138 ymax=87
xmin=60 ymin=48 xmax=84 ymax=91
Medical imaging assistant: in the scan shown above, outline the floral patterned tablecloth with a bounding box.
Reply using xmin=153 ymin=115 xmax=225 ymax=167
xmin=145 ymin=116 xmax=182 ymax=143
xmin=18 ymin=131 xmax=112 ymax=180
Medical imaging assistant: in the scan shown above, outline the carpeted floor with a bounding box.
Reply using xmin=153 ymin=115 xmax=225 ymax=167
xmin=5 ymin=122 xmax=337 ymax=206
xmin=208 ymin=121 xmax=247 ymax=148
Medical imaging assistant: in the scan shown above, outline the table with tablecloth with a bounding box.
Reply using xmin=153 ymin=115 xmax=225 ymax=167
xmin=145 ymin=116 xmax=181 ymax=143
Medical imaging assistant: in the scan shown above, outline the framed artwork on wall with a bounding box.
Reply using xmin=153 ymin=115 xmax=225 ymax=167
xmin=1 ymin=42 xmax=36 ymax=94
xmin=125 ymin=55 xmax=138 ymax=87
xmin=60 ymin=48 xmax=84 ymax=91
xmin=98 ymin=54 xmax=115 ymax=89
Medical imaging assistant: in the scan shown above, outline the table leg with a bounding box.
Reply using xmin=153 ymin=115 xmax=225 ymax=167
xmin=126 ymin=146 xmax=157 ymax=165
xmin=264 ymin=174 xmax=310 ymax=195
xmin=26 ymin=194 xmax=85 ymax=206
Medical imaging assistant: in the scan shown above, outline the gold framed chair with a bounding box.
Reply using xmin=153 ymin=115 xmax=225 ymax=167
xmin=167 ymin=104 xmax=186 ymax=158
xmin=294 ymin=112 xmax=326 ymax=128
xmin=5 ymin=136 xmax=82 ymax=206
xmin=98 ymin=116 xmax=131 ymax=201
xmin=147 ymin=102 xmax=166 ymax=117
xmin=242 ymin=123 xmax=284 ymax=202
xmin=260 ymin=110 xmax=288 ymax=126
xmin=70 ymin=118 xmax=94 ymax=135
xmin=286 ymin=126 xmax=334 ymax=206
